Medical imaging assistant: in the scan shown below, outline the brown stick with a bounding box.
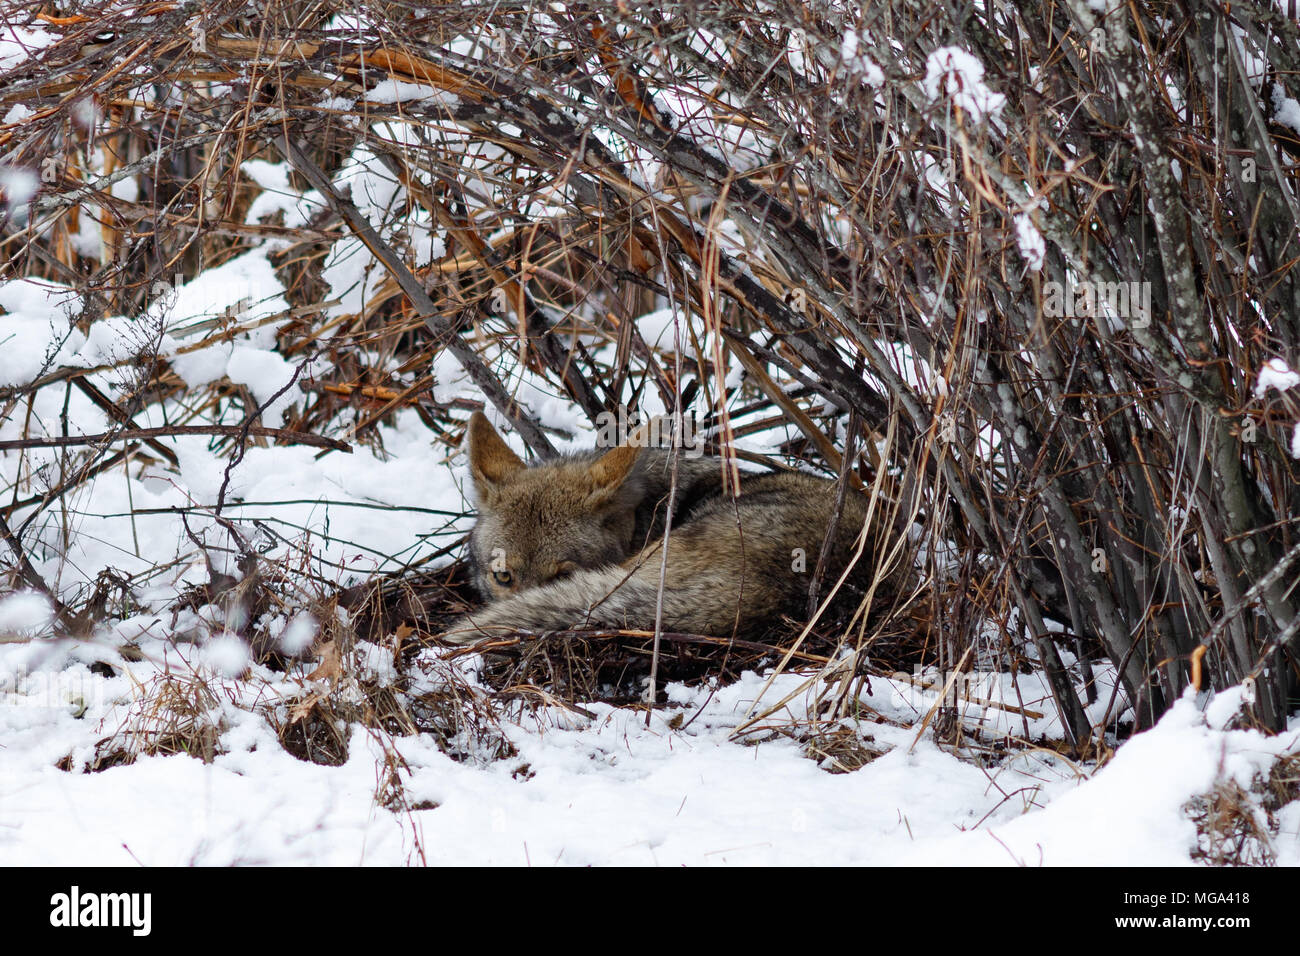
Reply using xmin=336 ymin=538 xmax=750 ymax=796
xmin=0 ymin=425 xmax=351 ymax=453
xmin=443 ymin=628 xmax=834 ymax=665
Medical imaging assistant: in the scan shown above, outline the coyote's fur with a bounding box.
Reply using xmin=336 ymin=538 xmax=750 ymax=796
xmin=443 ymin=411 xmax=905 ymax=643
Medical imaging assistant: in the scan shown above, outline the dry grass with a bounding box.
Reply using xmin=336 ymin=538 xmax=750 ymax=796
xmin=1187 ymin=781 xmax=1277 ymax=867
xmin=801 ymin=724 xmax=891 ymax=774
xmin=80 ymin=672 xmax=224 ymax=772
xmin=1186 ymin=754 xmax=1300 ymax=867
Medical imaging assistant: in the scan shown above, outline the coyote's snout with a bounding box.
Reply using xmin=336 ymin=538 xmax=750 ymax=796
xmin=443 ymin=411 xmax=905 ymax=643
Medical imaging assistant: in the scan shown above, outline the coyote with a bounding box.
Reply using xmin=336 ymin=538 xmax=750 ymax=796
xmin=443 ymin=411 xmax=904 ymax=643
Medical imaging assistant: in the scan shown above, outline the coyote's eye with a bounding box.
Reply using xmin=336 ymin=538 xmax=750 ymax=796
xmin=553 ymin=560 xmax=578 ymax=580
xmin=492 ymin=569 xmax=513 ymax=586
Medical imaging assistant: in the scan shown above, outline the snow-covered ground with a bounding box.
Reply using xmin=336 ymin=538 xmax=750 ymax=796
xmin=2 ymin=639 xmax=1296 ymax=865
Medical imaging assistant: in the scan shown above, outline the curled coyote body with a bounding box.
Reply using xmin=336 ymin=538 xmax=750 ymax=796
xmin=444 ymin=411 xmax=904 ymax=643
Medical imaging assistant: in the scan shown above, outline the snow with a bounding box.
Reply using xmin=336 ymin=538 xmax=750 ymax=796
xmin=0 ymin=652 xmax=1293 ymax=864
xmin=0 ymin=22 xmax=54 ymax=71
xmin=841 ymin=30 xmax=885 ymax=87
xmin=1206 ymin=683 xmax=1253 ymax=730
xmin=0 ymin=165 xmax=38 ymax=222
xmin=147 ymin=248 xmax=295 ymax=397
xmin=278 ymin=613 xmax=318 ymax=654
xmin=1254 ymin=356 xmax=1300 ymax=397
xmin=1272 ymin=83 xmax=1300 ymax=137
xmin=317 ymin=95 xmax=358 ymax=112
xmin=314 ymin=143 xmax=446 ymax=316
xmin=1014 ymin=213 xmax=1045 ymax=270
xmin=0 ymin=279 xmax=87 ymax=385
xmin=241 ymin=160 xmax=323 ymax=230
xmin=79 ymin=314 xmax=167 ymax=367
xmin=224 ymin=346 xmax=299 ymax=427
xmin=201 ymin=635 xmax=251 ymax=677
xmin=635 ymin=306 xmax=684 ymax=351
xmin=0 ymin=320 xmax=466 ymax=598
xmin=923 ymin=47 xmax=1006 ymax=121
xmin=0 ymin=592 xmax=54 ymax=637
xmin=1256 ymin=356 xmax=1300 ymax=458
xmin=364 ymin=78 xmax=460 ymax=109
xmin=906 ymin=695 xmax=1293 ymax=866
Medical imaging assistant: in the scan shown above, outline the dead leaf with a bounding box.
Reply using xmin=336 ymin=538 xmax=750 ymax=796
xmin=306 ymin=640 xmax=341 ymax=684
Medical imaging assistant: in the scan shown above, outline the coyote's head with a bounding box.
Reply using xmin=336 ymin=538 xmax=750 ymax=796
xmin=463 ymin=411 xmax=646 ymax=601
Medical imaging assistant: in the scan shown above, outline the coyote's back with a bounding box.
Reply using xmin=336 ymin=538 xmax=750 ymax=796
xmin=444 ymin=412 xmax=906 ymax=642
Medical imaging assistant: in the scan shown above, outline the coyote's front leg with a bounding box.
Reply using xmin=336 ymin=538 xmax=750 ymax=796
xmin=441 ymin=565 xmax=659 ymax=644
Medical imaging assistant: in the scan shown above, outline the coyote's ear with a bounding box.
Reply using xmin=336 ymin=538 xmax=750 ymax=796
xmin=585 ymin=442 xmax=643 ymax=502
xmin=466 ymin=411 xmax=524 ymax=496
